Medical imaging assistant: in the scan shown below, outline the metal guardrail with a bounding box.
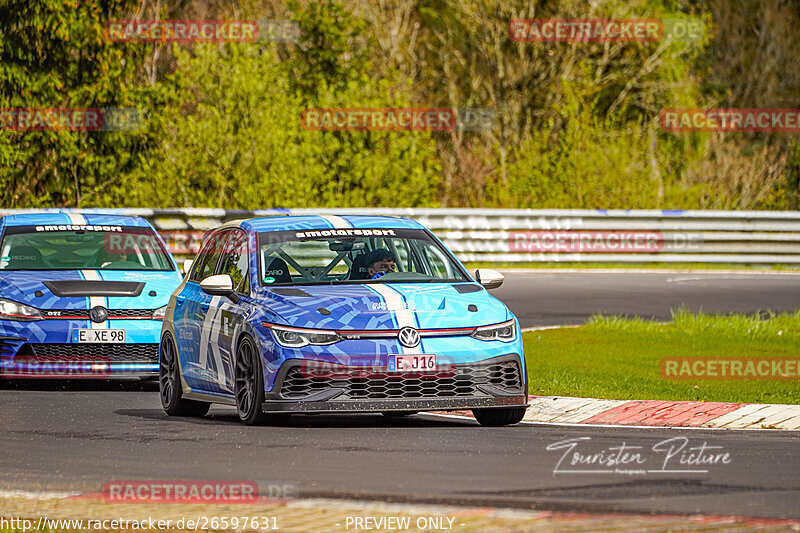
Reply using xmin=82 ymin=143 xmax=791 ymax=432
xmin=2 ymin=208 xmax=800 ymax=264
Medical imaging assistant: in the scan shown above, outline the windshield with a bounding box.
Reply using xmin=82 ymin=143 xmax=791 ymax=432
xmin=0 ymin=224 xmax=174 ymax=271
xmin=257 ymin=228 xmax=468 ymax=285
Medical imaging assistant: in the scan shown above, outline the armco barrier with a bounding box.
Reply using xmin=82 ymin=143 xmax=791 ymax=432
xmin=2 ymin=208 xmax=800 ymax=264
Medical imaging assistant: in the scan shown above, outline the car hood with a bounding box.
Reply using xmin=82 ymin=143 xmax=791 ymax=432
xmin=258 ymin=282 xmax=510 ymax=331
xmin=0 ymin=270 xmax=182 ymax=310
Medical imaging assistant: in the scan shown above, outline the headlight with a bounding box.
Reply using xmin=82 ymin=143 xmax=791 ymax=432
xmin=0 ymin=298 xmax=43 ymax=321
xmin=152 ymin=305 xmax=167 ymax=321
xmin=263 ymin=323 xmax=342 ymax=348
xmin=471 ymin=319 xmax=516 ymax=342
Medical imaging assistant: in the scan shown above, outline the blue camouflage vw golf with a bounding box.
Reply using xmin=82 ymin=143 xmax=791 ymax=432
xmin=159 ymin=215 xmax=528 ymax=426
xmin=0 ymin=213 xmax=182 ymax=378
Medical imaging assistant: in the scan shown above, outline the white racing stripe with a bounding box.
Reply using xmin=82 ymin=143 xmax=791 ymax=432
xmin=368 ymin=285 xmax=416 ymax=328
xmin=66 ymin=213 xmax=86 ymax=225
xmin=197 ymin=296 xmax=226 ymax=378
xmin=319 ymin=215 xmax=351 ymax=229
xmin=368 ymin=284 xmax=418 ymax=355
xmin=81 ymin=270 xmax=107 ymax=329
xmin=74 ymin=216 xmax=107 ymax=333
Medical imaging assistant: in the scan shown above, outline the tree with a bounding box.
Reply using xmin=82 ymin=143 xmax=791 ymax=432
xmin=98 ymin=0 xmax=440 ymax=208
xmin=0 ymin=0 xmax=157 ymax=207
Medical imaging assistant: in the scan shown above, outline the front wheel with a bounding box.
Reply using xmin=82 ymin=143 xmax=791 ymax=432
xmin=160 ymin=334 xmax=210 ymax=417
xmin=235 ymin=335 xmax=289 ymax=426
xmin=472 ymin=407 xmax=527 ymax=426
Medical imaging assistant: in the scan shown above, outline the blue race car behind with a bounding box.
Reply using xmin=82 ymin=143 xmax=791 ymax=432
xmin=0 ymin=213 xmax=182 ymax=379
xmin=159 ymin=215 xmax=528 ymax=426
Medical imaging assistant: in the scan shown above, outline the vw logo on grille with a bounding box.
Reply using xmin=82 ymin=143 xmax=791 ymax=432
xmin=398 ymin=327 xmax=420 ymax=348
xmin=89 ymin=306 xmax=108 ymax=323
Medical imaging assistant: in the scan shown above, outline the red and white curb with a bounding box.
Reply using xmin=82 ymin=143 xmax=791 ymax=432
xmin=430 ymin=397 xmax=800 ymax=429
xmin=522 ymin=397 xmax=800 ymax=429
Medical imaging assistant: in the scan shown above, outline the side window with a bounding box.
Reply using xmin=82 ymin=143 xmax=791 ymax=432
xmin=418 ymin=240 xmax=453 ymax=278
xmin=218 ymin=230 xmax=250 ymax=294
xmin=190 ymin=231 xmax=229 ymax=282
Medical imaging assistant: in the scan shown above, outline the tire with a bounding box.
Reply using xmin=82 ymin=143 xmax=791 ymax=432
xmin=381 ymin=411 xmax=418 ymax=417
xmin=159 ymin=334 xmax=210 ymax=417
xmin=235 ymin=335 xmax=290 ymax=426
xmin=472 ymin=407 xmax=527 ymax=426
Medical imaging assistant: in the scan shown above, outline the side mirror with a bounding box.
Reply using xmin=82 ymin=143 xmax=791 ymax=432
xmin=182 ymin=259 xmax=194 ymax=276
xmin=200 ymin=274 xmax=239 ymax=303
xmin=475 ymin=268 xmax=504 ymax=290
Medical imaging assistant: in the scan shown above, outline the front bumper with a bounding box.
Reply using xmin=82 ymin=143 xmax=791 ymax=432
xmin=261 ymin=395 xmax=528 ymax=413
xmin=261 ymin=353 xmax=528 ymax=414
xmin=0 ymin=361 xmax=158 ymax=379
xmin=0 ymin=318 xmax=162 ymax=379
xmin=0 ymin=339 xmax=159 ymax=379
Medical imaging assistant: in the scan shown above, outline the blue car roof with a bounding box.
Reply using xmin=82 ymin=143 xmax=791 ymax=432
xmin=1 ymin=212 xmax=153 ymax=228
xmin=242 ymin=215 xmax=425 ymax=233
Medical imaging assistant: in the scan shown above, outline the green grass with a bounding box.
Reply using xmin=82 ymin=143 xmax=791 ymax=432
xmin=524 ymin=309 xmax=800 ymax=405
xmin=464 ymin=261 xmax=800 ymax=271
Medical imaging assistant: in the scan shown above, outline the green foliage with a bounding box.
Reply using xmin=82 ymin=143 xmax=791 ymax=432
xmin=489 ymin=94 xmax=656 ymax=208
xmin=781 ymin=141 xmax=800 ymax=210
xmin=0 ymin=0 xmax=156 ymax=207
xmin=286 ymin=0 xmax=370 ymax=99
xmin=98 ymin=32 xmax=439 ymax=207
xmin=1 ymin=0 xmax=797 ymax=210
xmin=586 ymin=308 xmax=800 ymax=342
xmin=526 ymin=310 xmax=800 ymax=404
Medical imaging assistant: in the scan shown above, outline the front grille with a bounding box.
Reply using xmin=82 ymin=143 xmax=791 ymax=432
xmin=280 ymin=360 xmax=522 ymax=400
xmin=108 ymin=309 xmax=154 ymax=318
xmin=18 ymin=343 xmax=158 ymax=363
xmin=42 ymin=309 xmax=154 ymax=319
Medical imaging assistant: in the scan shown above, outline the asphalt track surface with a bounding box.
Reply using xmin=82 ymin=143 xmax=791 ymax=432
xmin=494 ymin=270 xmax=800 ymax=328
xmin=2 ymin=271 xmax=799 ymax=520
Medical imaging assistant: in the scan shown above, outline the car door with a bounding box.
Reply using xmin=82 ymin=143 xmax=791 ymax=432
xmin=173 ymin=229 xmax=231 ymax=391
xmin=201 ymin=229 xmax=251 ymax=395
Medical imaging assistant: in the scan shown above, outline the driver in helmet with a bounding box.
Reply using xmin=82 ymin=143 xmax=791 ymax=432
xmin=367 ymin=248 xmax=396 ymax=280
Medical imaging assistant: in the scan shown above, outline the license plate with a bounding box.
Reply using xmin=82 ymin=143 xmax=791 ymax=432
xmin=389 ymin=354 xmax=437 ymax=372
xmin=72 ymin=329 xmax=126 ymax=343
